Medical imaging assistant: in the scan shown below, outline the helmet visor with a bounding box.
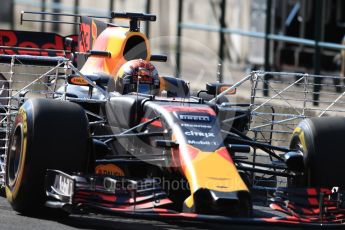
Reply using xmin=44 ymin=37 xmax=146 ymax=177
xmin=124 ymin=83 xmax=155 ymax=94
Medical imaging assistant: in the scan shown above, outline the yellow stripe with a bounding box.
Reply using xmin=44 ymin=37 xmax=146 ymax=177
xmin=183 ymin=151 xmax=248 ymax=208
xmin=6 ymin=107 xmax=28 ymax=201
xmin=185 ymin=152 xmax=248 ymax=193
xmin=292 ymin=127 xmax=307 ymax=152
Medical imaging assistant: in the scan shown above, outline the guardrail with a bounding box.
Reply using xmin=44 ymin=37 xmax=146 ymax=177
xmin=179 ymin=23 xmax=345 ymax=51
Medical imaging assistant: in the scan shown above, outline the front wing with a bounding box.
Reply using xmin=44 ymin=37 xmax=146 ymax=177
xmin=45 ymin=170 xmax=345 ymax=227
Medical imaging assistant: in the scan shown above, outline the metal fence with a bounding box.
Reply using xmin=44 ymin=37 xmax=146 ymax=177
xmin=218 ymin=71 xmax=345 ymax=148
xmin=0 ymin=55 xmax=111 ymax=188
xmin=0 ymin=56 xmax=71 ymax=186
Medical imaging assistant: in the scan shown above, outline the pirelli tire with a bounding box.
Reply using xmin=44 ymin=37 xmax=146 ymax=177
xmin=289 ymin=117 xmax=345 ymax=188
xmin=5 ymin=98 xmax=90 ymax=215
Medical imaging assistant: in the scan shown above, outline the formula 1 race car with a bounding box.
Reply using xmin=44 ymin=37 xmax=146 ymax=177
xmin=1 ymin=11 xmax=345 ymax=228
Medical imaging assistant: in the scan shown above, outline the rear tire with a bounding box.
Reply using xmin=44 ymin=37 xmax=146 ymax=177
xmin=289 ymin=117 xmax=345 ymax=188
xmin=5 ymin=98 xmax=90 ymax=215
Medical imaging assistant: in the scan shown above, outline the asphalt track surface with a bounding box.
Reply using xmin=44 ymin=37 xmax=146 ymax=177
xmin=0 ymin=196 xmax=314 ymax=230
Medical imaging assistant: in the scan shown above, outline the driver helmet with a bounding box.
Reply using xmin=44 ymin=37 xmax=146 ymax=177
xmin=115 ymin=59 xmax=160 ymax=95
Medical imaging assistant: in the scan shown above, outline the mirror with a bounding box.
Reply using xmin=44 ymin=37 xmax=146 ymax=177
xmin=67 ymin=74 xmax=113 ymax=89
xmin=206 ymin=82 xmax=236 ymax=96
xmin=154 ymin=140 xmax=179 ymax=148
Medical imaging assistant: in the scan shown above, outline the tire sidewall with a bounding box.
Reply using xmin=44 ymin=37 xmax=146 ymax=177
xmin=5 ymin=106 xmax=30 ymax=205
xmin=289 ymin=120 xmax=314 ymax=187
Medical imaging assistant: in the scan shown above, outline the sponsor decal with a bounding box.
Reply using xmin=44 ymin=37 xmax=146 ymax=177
xmin=53 ymin=174 xmax=74 ymax=196
xmin=179 ymin=114 xmax=211 ymax=122
xmin=132 ymin=76 xmax=153 ymax=83
xmin=178 ymin=115 xmax=221 ymax=150
xmin=79 ymin=22 xmax=91 ymax=52
xmin=187 ymin=140 xmax=218 ymax=146
xmin=78 ymin=17 xmax=107 ymax=53
xmin=181 ymin=123 xmax=212 ymax=129
xmin=0 ymin=30 xmax=67 ymax=56
xmin=69 ymin=76 xmax=89 ymax=86
xmin=163 ymin=105 xmax=216 ymax=115
xmin=185 ymin=131 xmax=215 ymax=138
xmin=96 ymin=164 xmax=125 ymax=177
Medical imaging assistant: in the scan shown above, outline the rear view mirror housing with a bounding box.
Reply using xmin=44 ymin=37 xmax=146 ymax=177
xmin=67 ymin=74 xmax=113 ymax=89
xmin=154 ymin=140 xmax=179 ymax=148
xmin=206 ymin=82 xmax=236 ymax=96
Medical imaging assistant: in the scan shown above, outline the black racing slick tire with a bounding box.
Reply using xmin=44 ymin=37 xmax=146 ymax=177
xmin=289 ymin=117 xmax=345 ymax=188
xmin=5 ymin=98 xmax=90 ymax=214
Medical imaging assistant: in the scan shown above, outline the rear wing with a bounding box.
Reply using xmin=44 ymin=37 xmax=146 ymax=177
xmin=1 ymin=11 xmax=163 ymax=67
xmin=17 ymin=11 xmax=114 ymax=68
xmin=0 ymin=30 xmax=78 ymax=65
xmin=0 ymin=11 xmax=111 ymax=66
xmin=19 ymin=10 xmax=115 ymax=53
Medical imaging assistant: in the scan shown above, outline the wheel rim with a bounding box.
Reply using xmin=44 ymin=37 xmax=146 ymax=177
xmin=289 ymin=136 xmax=308 ymax=187
xmin=290 ymin=136 xmax=305 ymax=155
xmin=7 ymin=125 xmax=23 ymax=187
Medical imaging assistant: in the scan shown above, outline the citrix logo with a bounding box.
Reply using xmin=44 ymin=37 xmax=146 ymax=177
xmin=184 ymin=131 xmax=215 ymax=138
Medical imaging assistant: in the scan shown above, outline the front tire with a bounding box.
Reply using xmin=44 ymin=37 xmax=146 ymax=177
xmin=5 ymin=98 xmax=91 ymax=214
xmin=290 ymin=117 xmax=345 ymax=188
